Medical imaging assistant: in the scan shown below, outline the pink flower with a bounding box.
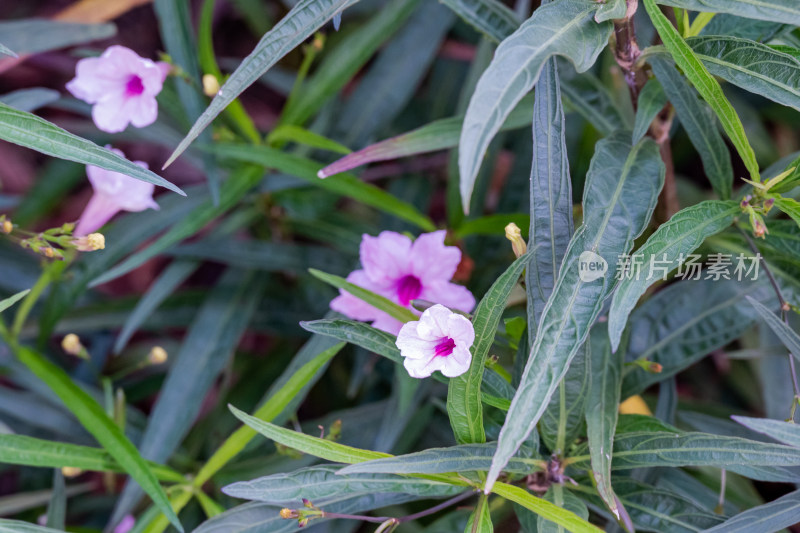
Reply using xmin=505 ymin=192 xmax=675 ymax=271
xmin=330 ymin=230 xmax=475 ymax=334
xmin=66 ymin=45 xmax=170 ymax=133
xmin=396 ymin=304 xmax=475 ymax=378
xmin=113 ymin=515 xmax=135 ymax=533
xmin=74 ymin=147 xmax=159 ymax=236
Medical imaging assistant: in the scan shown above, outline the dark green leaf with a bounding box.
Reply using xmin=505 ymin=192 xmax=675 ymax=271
xmin=632 ymin=78 xmax=666 ymax=144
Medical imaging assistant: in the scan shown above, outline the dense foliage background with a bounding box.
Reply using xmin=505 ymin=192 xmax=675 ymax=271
xmin=2 ymin=0 xmax=800 ymax=532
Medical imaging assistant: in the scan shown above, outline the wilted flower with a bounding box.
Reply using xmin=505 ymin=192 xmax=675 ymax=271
xmin=396 ymin=304 xmax=475 ymax=378
xmin=148 ymin=346 xmax=168 ymax=365
xmin=330 ymin=231 xmax=475 ymax=334
xmin=505 ymin=222 xmax=527 ymax=258
xmin=61 ymin=334 xmax=84 ymax=356
xmin=113 ymin=515 xmax=136 ymax=533
xmin=71 ymin=232 xmax=105 ymax=252
xmin=66 ymin=45 xmax=170 ymax=133
xmin=74 ymin=148 xmax=159 ymax=236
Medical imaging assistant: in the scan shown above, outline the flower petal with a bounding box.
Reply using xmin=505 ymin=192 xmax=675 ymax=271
xmin=74 ymin=193 xmax=122 ymax=236
xmin=410 ymin=230 xmax=462 ymax=283
xmin=330 ymin=270 xmax=383 ymax=322
xmin=421 ymin=281 xmax=476 ymax=314
xmin=359 ymin=231 xmax=413 ymax=285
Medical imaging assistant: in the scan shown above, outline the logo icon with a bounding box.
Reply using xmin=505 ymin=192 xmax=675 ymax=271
xmin=578 ymin=251 xmax=607 ymax=282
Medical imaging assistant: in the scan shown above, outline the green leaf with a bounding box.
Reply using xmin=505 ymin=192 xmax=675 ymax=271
xmin=447 ymin=252 xmax=530 ymax=444
xmin=537 ymin=486 xmax=589 ymax=533
xmin=686 ymin=36 xmax=800 ymax=112
xmin=440 ymin=0 xmax=520 ymax=43
xmin=339 ymin=443 xmax=542 ymax=476
xmin=655 ymin=0 xmax=800 ymax=26
xmin=266 ymin=125 xmax=351 ymax=154
xmin=0 ymin=434 xmax=184 ymax=482
xmin=0 ymin=520 xmax=66 ymax=533
xmin=280 ymin=0 xmax=420 ymax=127
xmin=595 ymin=0 xmax=627 ymax=22
xmin=466 ymin=494 xmax=493 ymax=533
xmin=491 ymin=483 xmax=603 ymax=533
xmin=486 ymin=133 xmax=665 ymax=492
xmin=608 ymin=200 xmax=740 ymax=350
xmin=649 ymin=56 xmax=734 ymax=199
xmin=458 ymin=0 xmax=612 ymax=212
xmin=643 ymin=0 xmax=760 ymax=182
xmin=560 ymin=70 xmax=629 ymax=136
xmin=0 ymin=103 xmax=184 ymax=195
xmin=14 ymin=346 xmax=183 ymax=531
xmin=622 ymin=278 xmax=771 ymax=398
xmin=733 ymin=416 xmax=800 ymax=448
xmin=775 ymin=197 xmax=800 ymax=228
xmin=0 ymin=19 xmax=116 ymax=55
xmin=584 ymin=330 xmax=627 ymax=522
xmin=309 ymin=269 xmax=418 ymax=323
xmin=89 ymin=166 xmax=262 ymax=287
xmin=207 ymin=143 xmax=436 ymax=231
xmin=632 ymin=78 xmax=666 ymax=144
xmin=223 ymin=465 xmax=462 ymax=505
xmin=229 ymin=405 xmax=391 ymax=464
xmin=746 ymin=295 xmax=800 ymax=359
xmin=164 ymin=0 xmax=362 ymax=166
xmin=0 ymin=289 xmax=30 ymax=314
xmin=703 ymin=489 xmax=800 ymax=533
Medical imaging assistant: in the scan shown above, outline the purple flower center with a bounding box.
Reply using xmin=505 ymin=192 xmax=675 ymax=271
xmin=396 ymin=275 xmax=422 ymax=306
xmin=434 ymin=337 xmax=456 ymax=358
xmin=126 ymin=75 xmax=145 ymax=96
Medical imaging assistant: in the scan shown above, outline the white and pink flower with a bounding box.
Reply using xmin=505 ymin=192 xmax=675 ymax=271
xmin=396 ymin=304 xmax=475 ymax=378
xmin=66 ymin=45 xmax=169 ymax=133
xmin=330 ymin=230 xmax=475 ymax=334
xmin=74 ymin=147 xmax=159 ymax=236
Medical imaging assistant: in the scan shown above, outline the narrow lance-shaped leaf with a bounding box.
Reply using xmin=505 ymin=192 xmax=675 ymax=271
xmin=608 ymin=200 xmax=740 ymax=351
xmin=649 ymin=57 xmax=734 ymax=199
xmin=485 ymin=132 xmax=665 ymax=492
xmin=458 ymin=0 xmax=612 ymax=212
xmin=686 ymin=36 xmax=800 ymax=112
xmin=439 ymin=0 xmax=520 ymax=43
xmin=643 ymin=0 xmax=760 ymax=182
xmin=447 ymin=251 xmax=531 ymax=444
xmin=631 ymin=78 xmax=666 ymax=145
xmin=746 ymin=296 xmax=800 ymax=360
xmin=164 ymin=0 xmax=362 ymax=167
xmin=0 ymin=19 xmax=116 ymax=55
xmin=14 ymin=347 xmax=183 ymax=531
xmin=0 ymin=289 xmax=30 ymax=314
xmin=0 ymin=434 xmax=184 ymax=482
xmin=655 ymin=0 xmax=800 ymax=27
xmin=223 ymin=466 xmax=462 ymax=506
xmin=0 ymin=43 xmax=16 ymax=57
xmin=0 ymin=103 xmax=183 ymax=195
xmin=490 ymin=483 xmax=603 ymax=533
xmin=733 ymin=416 xmax=800 ymax=448
xmin=702 ymin=489 xmax=800 ymax=533
xmin=584 ymin=329 xmax=627 ymax=522
xmin=537 ymin=486 xmax=590 ymax=533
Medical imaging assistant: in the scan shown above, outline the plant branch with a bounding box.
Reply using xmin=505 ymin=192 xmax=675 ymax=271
xmin=612 ymin=0 xmax=646 ymax=106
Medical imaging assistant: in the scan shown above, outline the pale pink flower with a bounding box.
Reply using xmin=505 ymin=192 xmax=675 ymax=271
xmin=74 ymin=147 xmax=159 ymax=236
xmin=113 ymin=515 xmax=135 ymax=533
xmin=330 ymin=230 xmax=475 ymax=334
xmin=66 ymin=45 xmax=170 ymax=133
xmin=396 ymin=304 xmax=475 ymax=378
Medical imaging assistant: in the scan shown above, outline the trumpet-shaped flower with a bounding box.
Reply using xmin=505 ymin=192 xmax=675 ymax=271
xmin=66 ymin=45 xmax=169 ymax=133
xmin=396 ymin=304 xmax=474 ymax=378
xmin=74 ymin=148 xmax=159 ymax=236
xmin=330 ymin=230 xmax=475 ymax=334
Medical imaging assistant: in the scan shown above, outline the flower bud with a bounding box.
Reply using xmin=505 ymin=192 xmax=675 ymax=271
xmin=2 ymin=220 xmax=12 ymax=234
xmin=72 ymin=233 xmax=106 ymax=252
xmin=504 ymin=222 xmax=527 ymax=258
xmin=148 ymin=346 xmax=168 ymax=365
xmin=61 ymin=334 xmax=84 ymax=356
xmin=61 ymin=466 xmax=82 ymax=477
xmin=202 ymin=74 xmax=220 ymax=97
xmin=280 ymin=508 xmax=298 ymax=519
